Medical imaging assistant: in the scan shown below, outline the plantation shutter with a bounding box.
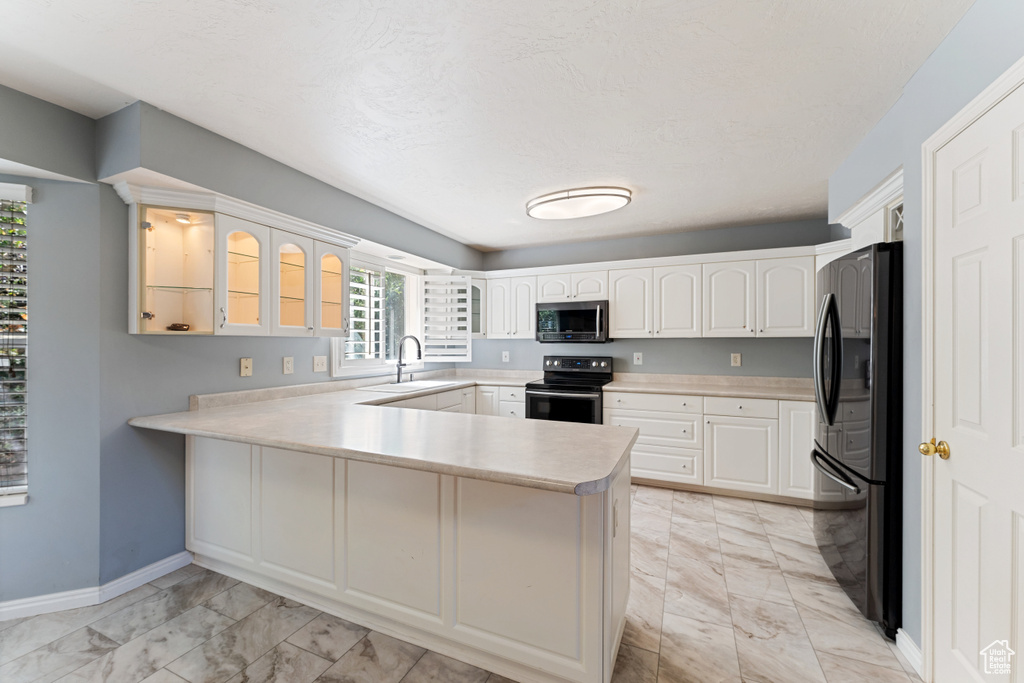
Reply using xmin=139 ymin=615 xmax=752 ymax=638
xmin=422 ymin=275 xmax=472 ymax=362
xmin=0 ymin=184 xmax=29 ymax=505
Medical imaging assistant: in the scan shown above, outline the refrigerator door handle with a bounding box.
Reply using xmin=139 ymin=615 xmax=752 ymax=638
xmin=811 ymin=444 xmax=861 ymax=494
xmin=825 ymin=295 xmax=844 ymax=425
xmin=813 ymin=294 xmax=833 ymax=424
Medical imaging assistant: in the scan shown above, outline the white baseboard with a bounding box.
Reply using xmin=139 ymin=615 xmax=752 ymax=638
xmin=0 ymin=550 xmax=193 ymax=622
xmin=896 ymin=628 xmax=924 ymax=678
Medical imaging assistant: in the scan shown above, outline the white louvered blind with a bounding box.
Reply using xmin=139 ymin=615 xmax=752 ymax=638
xmin=0 ymin=196 xmax=27 ymax=502
xmin=422 ymin=275 xmax=472 ymax=362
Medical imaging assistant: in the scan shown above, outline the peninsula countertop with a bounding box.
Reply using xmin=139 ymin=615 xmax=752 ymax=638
xmin=130 ymin=390 xmax=638 ymax=496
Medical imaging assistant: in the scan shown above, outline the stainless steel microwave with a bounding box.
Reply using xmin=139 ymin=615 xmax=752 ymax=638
xmin=535 ymin=301 xmax=609 ymax=343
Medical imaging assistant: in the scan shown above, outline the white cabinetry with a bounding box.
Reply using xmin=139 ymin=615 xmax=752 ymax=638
xmin=778 ymin=400 xmax=839 ymax=501
xmin=703 ymin=261 xmax=756 ymax=337
xmin=703 ymin=398 xmax=779 ymax=495
xmin=476 ymin=386 xmax=500 ymax=416
xmin=756 ymin=257 xmax=815 ymax=337
xmin=314 ymin=241 xmax=350 ymax=338
xmin=537 ymin=274 xmax=572 ymax=302
xmin=605 ymin=392 xmax=702 ymax=485
xmin=608 ymin=268 xmax=653 ymax=338
xmin=499 ymin=386 xmax=526 ymax=419
xmin=487 ymin=277 xmax=536 ymax=339
xmin=271 ymin=231 xmax=315 ymax=336
xmin=653 ymin=265 xmax=702 ymax=337
xmin=461 ymin=387 xmax=476 ymax=414
xmin=215 ymin=214 xmax=271 ymax=336
xmin=537 ymin=271 xmax=609 ymax=303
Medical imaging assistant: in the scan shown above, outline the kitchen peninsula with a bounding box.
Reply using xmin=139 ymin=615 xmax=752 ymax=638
xmin=130 ymin=383 xmax=637 ymax=683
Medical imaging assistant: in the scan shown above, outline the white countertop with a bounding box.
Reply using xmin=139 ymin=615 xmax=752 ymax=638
xmin=130 ymin=387 xmax=637 ymax=496
xmin=604 ymin=379 xmax=815 ymax=401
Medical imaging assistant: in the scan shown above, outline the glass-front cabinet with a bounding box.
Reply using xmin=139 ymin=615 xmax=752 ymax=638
xmin=315 ymin=242 xmax=350 ymax=337
xmin=137 ymin=206 xmax=216 ymax=334
xmin=215 ymin=214 xmax=270 ymax=335
xmin=131 ymin=203 xmax=352 ymax=337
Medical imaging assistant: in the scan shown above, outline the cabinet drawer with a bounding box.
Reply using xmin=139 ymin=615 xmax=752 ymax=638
xmin=703 ymin=396 xmax=778 ymax=419
xmin=840 ymin=400 xmax=870 ymax=422
xmin=631 ymin=445 xmax=702 ymax=485
xmin=435 ymin=389 xmax=463 ymax=410
xmin=605 ymin=392 xmax=701 ymax=414
xmin=605 ymin=410 xmax=701 ymax=449
xmin=500 ymin=401 xmax=525 ymax=419
xmin=500 ymin=386 xmax=525 ymax=402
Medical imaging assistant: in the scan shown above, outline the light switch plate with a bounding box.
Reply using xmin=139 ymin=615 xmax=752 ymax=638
xmin=502 ymin=351 xmax=510 ymax=363
xmin=283 ymin=356 xmax=294 ymax=375
xmin=633 ymin=352 xmax=643 ymax=366
xmin=313 ymin=355 xmax=328 ymax=372
xmin=240 ymin=357 xmax=253 ymax=377
xmin=731 ymin=353 xmax=742 ymax=367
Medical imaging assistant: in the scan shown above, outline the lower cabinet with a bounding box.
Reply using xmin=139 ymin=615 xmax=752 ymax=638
xmin=461 ymin=387 xmax=476 ymax=414
xmin=703 ymin=415 xmax=779 ymax=495
xmin=475 ymin=385 xmax=500 ymax=416
xmin=499 ymin=386 xmax=526 ymax=419
xmin=605 ymin=392 xmax=703 ymax=485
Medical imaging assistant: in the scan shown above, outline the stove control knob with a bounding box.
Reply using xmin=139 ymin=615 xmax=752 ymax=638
xmin=600 ymin=361 xmax=608 ymax=368
xmin=545 ymin=360 xmax=553 ymax=367
xmin=553 ymin=360 xmax=560 ymax=366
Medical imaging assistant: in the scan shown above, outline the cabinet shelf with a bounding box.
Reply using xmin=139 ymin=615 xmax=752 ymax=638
xmin=228 ymin=251 xmax=260 ymax=263
xmin=146 ymin=285 xmax=213 ymax=293
xmin=228 ymin=290 xmax=259 ymax=298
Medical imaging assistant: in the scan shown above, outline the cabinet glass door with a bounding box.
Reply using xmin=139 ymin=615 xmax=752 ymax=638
xmin=227 ymin=231 xmax=261 ymax=325
xmin=138 ymin=206 xmax=215 ymax=334
xmin=315 ymin=243 xmax=349 ymax=337
xmin=215 ymin=214 xmax=270 ymax=336
xmin=271 ymin=231 xmax=314 ymax=336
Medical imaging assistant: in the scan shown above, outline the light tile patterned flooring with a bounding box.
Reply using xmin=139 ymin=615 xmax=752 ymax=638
xmin=0 ymin=485 xmax=922 ymax=683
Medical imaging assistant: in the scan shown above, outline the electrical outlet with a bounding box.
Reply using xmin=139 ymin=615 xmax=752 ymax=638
xmin=313 ymin=355 xmax=328 ymax=372
xmin=731 ymin=353 xmax=742 ymax=367
xmin=633 ymin=352 xmax=643 ymax=366
xmin=240 ymin=357 xmax=253 ymax=377
xmin=502 ymin=351 xmax=510 ymax=363
xmin=283 ymin=356 xmax=294 ymax=375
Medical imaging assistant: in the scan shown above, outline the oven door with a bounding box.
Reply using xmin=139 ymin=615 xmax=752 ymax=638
xmin=525 ymin=389 xmax=603 ymax=424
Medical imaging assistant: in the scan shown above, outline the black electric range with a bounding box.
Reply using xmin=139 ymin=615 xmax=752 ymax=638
xmin=525 ymin=356 xmax=613 ymax=424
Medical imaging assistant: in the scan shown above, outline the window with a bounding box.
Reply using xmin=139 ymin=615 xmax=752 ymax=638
xmin=338 ymin=260 xmax=420 ymax=373
xmin=0 ymin=196 xmax=27 ymax=506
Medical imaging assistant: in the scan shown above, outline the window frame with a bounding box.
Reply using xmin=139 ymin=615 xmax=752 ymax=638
xmin=331 ymin=257 xmax=423 ymax=378
xmin=0 ymin=184 xmax=29 ymax=507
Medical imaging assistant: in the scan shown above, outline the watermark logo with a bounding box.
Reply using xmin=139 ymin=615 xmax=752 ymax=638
xmin=981 ymin=640 xmax=1015 ymax=676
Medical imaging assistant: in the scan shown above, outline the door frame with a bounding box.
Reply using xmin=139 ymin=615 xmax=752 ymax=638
xmin=920 ymin=53 xmax=1024 ymax=683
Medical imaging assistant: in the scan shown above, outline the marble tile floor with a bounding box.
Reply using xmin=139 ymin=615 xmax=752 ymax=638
xmin=0 ymin=485 xmax=922 ymax=683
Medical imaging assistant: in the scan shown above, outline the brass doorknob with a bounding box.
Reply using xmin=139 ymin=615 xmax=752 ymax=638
xmin=919 ymin=438 xmax=951 ymax=460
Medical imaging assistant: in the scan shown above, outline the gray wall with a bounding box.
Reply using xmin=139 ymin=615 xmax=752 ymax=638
xmin=96 ymin=103 xmax=485 ymax=272
xmin=828 ymin=0 xmax=1024 ymax=646
xmin=469 ymin=338 xmax=813 ymax=378
xmin=0 ymin=84 xmax=94 ymax=183
xmin=483 ymin=219 xmax=833 ymax=270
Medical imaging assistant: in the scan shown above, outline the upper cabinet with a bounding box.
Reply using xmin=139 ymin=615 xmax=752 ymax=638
xmin=703 ymin=261 xmax=756 ymax=337
xmin=703 ymin=257 xmax=814 ymax=338
xmin=471 ymin=278 xmax=486 ymax=338
xmin=126 ymin=188 xmax=356 ymax=336
xmin=215 ymin=214 xmax=270 ymax=336
xmin=653 ymin=265 xmax=701 ymax=338
xmin=609 ymin=268 xmax=653 ymax=337
xmin=537 ymin=270 xmax=608 ymax=302
xmin=487 ymin=276 xmax=537 ymax=339
xmin=487 ymin=278 xmax=511 ymax=338
xmin=755 ymin=257 xmax=815 ymax=337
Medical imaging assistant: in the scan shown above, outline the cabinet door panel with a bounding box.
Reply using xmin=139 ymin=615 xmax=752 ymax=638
xmin=537 ymin=274 xmax=571 ymax=303
xmin=487 ymin=279 xmax=510 ymax=338
xmin=314 ymin=243 xmax=350 ymax=338
xmin=510 ymin=276 xmax=536 ymax=339
xmin=609 ymin=268 xmax=653 ymax=338
xmin=653 ymin=265 xmax=701 ymax=337
xmin=215 ymin=214 xmax=271 ymax=336
xmin=571 ymin=271 xmax=609 ymax=301
xmin=778 ymin=401 xmax=817 ymax=500
xmin=191 ymin=437 xmax=253 ymax=562
xmin=460 ymin=388 xmax=476 ymax=414
xmin=271 ymin=231 xmax=315 ymax=336
xmin=704 ymin=416 xmax=778 ymax=494
xmin=756 ymin=257 xmax=815 ymax=337
xmin=703 ymin=261 xmax=756 ymax=337
xmin=476 ymin=386 xmax=500 ymax=415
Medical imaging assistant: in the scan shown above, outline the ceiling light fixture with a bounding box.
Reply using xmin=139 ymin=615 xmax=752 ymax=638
xmin=175 ymin=213 xmax=192 ymax=224
xmin=526 ymin=186 xmax=631 ymax=220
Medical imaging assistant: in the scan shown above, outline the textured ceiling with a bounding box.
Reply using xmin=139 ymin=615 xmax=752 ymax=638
xmin=0 ymin=0 xmax=973 ymax=250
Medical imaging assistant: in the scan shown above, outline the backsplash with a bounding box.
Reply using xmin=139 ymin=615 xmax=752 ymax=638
xmin=467 ymin=337 xmax=814 ymax=377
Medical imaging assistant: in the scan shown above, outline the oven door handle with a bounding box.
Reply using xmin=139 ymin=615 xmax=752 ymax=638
xmin=811 ymin=445 xmax=861 ymax=494
xmin=525 ymin=390 xmax=603 ymax=399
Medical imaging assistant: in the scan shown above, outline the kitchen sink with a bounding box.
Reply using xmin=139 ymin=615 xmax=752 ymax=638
xmin=356 ymin=380 xmax=461 ymax=394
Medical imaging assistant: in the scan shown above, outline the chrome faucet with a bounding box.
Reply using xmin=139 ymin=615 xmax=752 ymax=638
xmin=396 ymin=335 xmax=422 ymax=384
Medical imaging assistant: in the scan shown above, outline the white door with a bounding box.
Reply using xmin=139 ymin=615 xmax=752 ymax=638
xmin=270 ymin=231 xmax=315 ymax=336
xmin=704 ymin=416 xmax=778 ymax=494
xmin=475 ymin=386 xmax=499 ymax=416
xmin=314 ymin=242 xmax=350 ymax=338
xmin=653 ymin=264 xmax=701 ymax=337
xmin=487 ymin=278 xmax=510 ymax=338
xmin=703 ymin=261 xmax=756 ymax=337
xmin=537 ymin=274 xmax=571 ymax=303
xmin=929 ymin=76 xmax=1024 ymax=682
xmin=609 ymin=268 xmax=653 ymax=337
xmin=571 ymin=271 xmax=609 ymax=301
xmin=509 ymin=276 xmax=536 ymax=339
xmin=214 ymin=214 xmax=270 ymax=336
xmin=756 ymin=257 xmax=815 ymax=337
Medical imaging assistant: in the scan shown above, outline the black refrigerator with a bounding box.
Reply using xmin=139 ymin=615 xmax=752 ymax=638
xmin=811 ymin=242 xmax=902 ymax=639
